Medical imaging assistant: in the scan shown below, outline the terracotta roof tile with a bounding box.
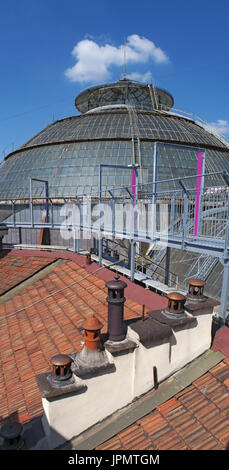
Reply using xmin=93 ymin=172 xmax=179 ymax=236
xmin=98 ymin=354 xmax=229 ymax=450
xmin=210 ymin=361 xmax=229 ymax=382
xmin=157 ymin=397 xmax=181 ymax=415
xmin=117 ymin=424 xmax=153 ymax=450
xmin=1 ymin=249 xmax=166 ymax=427
xmin=1 ymin=249 xmax=229 ymax=450
xmin=97 ymin=436 xmax=123 ymax=451
xmin=0 ymin=253 xmax=54 ymax=295
xmin=224 ymin=378 xmax=229 ymax=387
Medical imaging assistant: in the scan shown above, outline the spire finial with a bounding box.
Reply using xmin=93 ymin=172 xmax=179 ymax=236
xmin=123 ymin=39 xmax=126 ymax=79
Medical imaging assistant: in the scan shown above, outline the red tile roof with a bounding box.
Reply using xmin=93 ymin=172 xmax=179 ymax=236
xmin=212 ymin=324 xmax=229 ymax=357
xmin=0 ymin=248 xmax=229 ymax=451
xmin=0 ymin=249 xmax=166 ymax=426
xmin=97 ymin=356 xmax=229 ymax=450
xmin=0 ymin=252 xmax=53 ymax=295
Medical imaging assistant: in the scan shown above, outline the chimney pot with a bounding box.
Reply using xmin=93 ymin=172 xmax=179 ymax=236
xmin=0 ymin=421 xmax=24 ymax=449
xmin=83 ymin=314 xmax=103 ymax=350
xmin=167 ymin=292 xmax=186 ymax=314
xmin=187 ymin=279 xmax=206 ymax=301
xmin=85 ymin=252 xmax=92 ymax=265
xmin=50 ymin=354 xmax=73 ymax=382
xmin=106 ymin=273 xmax=127 ymax=341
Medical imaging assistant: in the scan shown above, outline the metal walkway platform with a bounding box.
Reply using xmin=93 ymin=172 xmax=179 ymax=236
xmin=0 ymin=165 xmax=228 ymax=320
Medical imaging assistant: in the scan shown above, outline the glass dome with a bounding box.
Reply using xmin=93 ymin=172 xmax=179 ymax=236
xmin=0 ymin=79 xmax=228 ymax=199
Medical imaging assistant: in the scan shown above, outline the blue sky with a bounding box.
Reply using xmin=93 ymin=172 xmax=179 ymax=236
xmin=0 ymin=0 xmax=229 ymax=161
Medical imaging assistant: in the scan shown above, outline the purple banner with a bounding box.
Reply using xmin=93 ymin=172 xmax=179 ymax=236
xmin=194 ymin=152 xmax=203 ymax=236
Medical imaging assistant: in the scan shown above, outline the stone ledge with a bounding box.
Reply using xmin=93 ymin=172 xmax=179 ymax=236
xmin=148 ymin=309 xmax=197 ymax=329
xmin=36 ymin=373 xmax=87 ymax=399
xmin=104 ymin=338 xmax=137 ymax=356
xmin=128 ymin=316 xmax=172 ymax=346
xmin=185 ymin=297 xmax=220 ymax=314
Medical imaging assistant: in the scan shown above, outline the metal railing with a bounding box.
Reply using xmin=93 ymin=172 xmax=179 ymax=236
xmin=0 ymin=172 xmax=228 ymax=248
xmin=0 ymin=169 xmax=228 ymax=319
xmin=101 ymin=237 xmax=179 ymax=289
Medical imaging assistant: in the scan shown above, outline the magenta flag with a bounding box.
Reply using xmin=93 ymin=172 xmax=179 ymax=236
xmin=194 ymin=152 xmax=204 ymax=236
xmin=132 ymin=168 xmax=136 ymax=231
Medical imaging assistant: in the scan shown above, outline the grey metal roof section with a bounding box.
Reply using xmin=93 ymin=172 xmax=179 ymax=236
xmin=13 ymin=111 xmax=227 ymax=151
xmin=75 ymin=79 xmax=174 ymax=113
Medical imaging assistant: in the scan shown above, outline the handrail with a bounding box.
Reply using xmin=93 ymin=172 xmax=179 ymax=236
xmin=102 ymin=238 xmax=179 ymax=288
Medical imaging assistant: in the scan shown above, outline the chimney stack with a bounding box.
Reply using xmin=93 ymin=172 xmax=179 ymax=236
xmin=106 ymin=273 xmax=127 ymax=341
xmin=71 ymin=314 xmax=113 ymax=378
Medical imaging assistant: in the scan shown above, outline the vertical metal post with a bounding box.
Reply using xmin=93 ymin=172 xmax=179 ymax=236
xmin=183 ymin=191 xmax=189 ymax=244
xmin=29 ymin=178 xmax=34 ymax=227
xmin=72 ymin=199 xmax=79 ymax=253
xmin=170 ymin=194 xmax=175 ymax=235
xmin=18 ymin=227 xmax=22 ymax=244
xmin=130 ymin=239 xmax=135 ymax=282
xmin=50 ymin=200 xmax=53 ymax=227
xmin=73 ymin=229 xmax=77 ymax=253
xmin=45 ymin=182 xmax=49 ymax=223
xmin=220 ymin=261 xmax=229 ymax=322
xmin=131 ymin=166 xmax=138 ymax=238
xmin=11 ymin=200 xmax=15 ymax=227
xmin=75 ymin=196 xmax=82 ymax=252
xmin=179 ymin=180 xmax=189 ymax=249
xmin=164 ymin=246 xmax=171 ymax=286
xmin=30 ymin=177 xmax=49 ymax=227
xmin=99 ymin=237 xmax=103 ymax=267
xmin=219 ymin=172 xmax=229 ymax=322
xmin=112 ymin=198 xmax=115 ymax=238
xmin=194 ymin=151 xmax=205 ymax=237
xmin=153 ymin=366 xmax=158 ymax=390
xmin=79 ymin=199 xmax=82 ymax=253
xmin=151 ymin=142 xmax=158 ymax=240
xmin=108 ymin=191 xmax=116 ymax=239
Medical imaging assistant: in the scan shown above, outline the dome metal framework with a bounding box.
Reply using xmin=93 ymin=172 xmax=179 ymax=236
xmin=0 ymin=79 xmax=228 ymax=319
xmin=75 ymin=78 xmax=174 ymax=113
xmin=0 ymin=79 xmax=228 ymax=200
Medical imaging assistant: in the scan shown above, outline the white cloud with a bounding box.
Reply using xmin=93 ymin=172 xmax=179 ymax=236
xmin=126 ymin=71 xmax=153 ymax=83
xmin=65 ymin=35 xmax=169 ymax=83
xmin=204 ymin=119 xmax=229 ymax=137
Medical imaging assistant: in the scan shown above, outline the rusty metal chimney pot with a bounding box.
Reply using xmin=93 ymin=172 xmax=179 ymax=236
xmin=187 ymin=278 xmax=206 ymax=301
xmin=50 ymin=354 xmax=73 ymax=382
xmin=167 ymin=292 xmax=186 ymax=314
xmin=106 ymin=273 xmax=127 ymax=341
xmin=106 ymin=273 xmax=127 ymax=295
